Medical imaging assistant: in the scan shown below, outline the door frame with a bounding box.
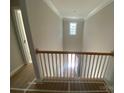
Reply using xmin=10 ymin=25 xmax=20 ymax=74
xmin=11 ymin=7 xmax=29 ymax=64
xmin=11 ymin=8 xmax=32 ymax=64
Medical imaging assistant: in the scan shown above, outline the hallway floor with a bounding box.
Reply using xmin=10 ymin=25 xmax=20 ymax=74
xmin=10 ymin=64 xmax=111 ymax=93
xmin=10 ymin=64 xmax=35 ymax=93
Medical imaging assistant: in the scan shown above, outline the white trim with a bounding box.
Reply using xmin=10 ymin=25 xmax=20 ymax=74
xmin=43 ymin=0 xmax=113 ymax=20
xmin=24 ymin=78 xmax=36 ymax=93
xmin=42 ymin=0 xmax=113 ymax=20
xmin=11 ymin=88 xmax=26 ymax=91
xmin=10 ymin=64 xmax=24 ymax=77
xmin=42 ymin=0 xmax=62 ymax=18
xmin=84 ymin=0 xmax=114 ymax=20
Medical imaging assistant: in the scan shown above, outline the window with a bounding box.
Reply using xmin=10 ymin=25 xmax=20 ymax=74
xmin=69 ymin=22 xmax=77 ymax=35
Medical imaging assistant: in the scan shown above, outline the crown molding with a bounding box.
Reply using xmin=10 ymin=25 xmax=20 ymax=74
xmin=42 ymin=0 xmax=62 ymax=18
xmin=43 ymin=0 xmax=113 ymax=20
xmin=84 ymin=0 xmax=114 ymax=20
xmin=63 ymin=16 xmax=84 ymax=19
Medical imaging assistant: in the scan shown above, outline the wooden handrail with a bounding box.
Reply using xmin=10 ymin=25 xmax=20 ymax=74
xmin=36 ymin=49 xmax=113 ymax=78
xmin=36 ymin=49 xmax=114 ymax=56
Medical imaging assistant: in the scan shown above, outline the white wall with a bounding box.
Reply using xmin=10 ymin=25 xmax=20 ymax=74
xmin=25 ymin=0 xmax=63 ymax=51
xmin=63 ymin=18 xmax=84 ymax=51
xmin=82 ymin=2 xmax=114 ymax=52
xmin=10 ymin=18 xmax=25 ymax=74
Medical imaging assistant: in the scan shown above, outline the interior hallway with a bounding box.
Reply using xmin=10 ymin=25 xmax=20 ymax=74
xmin=10 ymin=64 xmax=35 ymax=93
xmin=10 ymin=0 xmax=114 ymax=93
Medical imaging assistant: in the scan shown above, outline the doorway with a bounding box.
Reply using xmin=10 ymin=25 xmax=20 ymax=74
xmin=13 ymin=9 xmax=32 ymax=63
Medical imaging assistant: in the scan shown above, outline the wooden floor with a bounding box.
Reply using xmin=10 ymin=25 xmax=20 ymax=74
xmin=11 ymin=64 xmax=35 ymax=89
xmin=10 ymin=64 xmax=111 ymax=93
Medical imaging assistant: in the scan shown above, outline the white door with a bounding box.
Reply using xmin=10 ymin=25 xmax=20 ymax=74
xmin=14 ymin=9 xmax=32 ymax=63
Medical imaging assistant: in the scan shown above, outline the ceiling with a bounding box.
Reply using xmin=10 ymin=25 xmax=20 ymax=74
xmin=43 ymin=0 xmax=113 ymax=19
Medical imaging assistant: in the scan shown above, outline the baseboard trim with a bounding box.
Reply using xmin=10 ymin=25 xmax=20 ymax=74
xmin=10 ymin=64 xmax=24 ymax=77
